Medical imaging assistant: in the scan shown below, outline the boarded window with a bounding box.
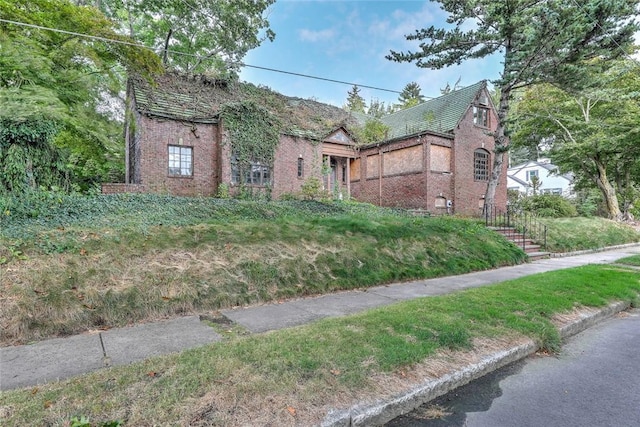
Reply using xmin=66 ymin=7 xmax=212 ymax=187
xmin=430 ymin=145 xmax=451 ymax=172
xmin=350 ymin=158 xmax=361 ymax=181
xmin=366 ymin=154 xmax=379 ymax=179
xmin=384 ymin=145 xmax=422 ymax=176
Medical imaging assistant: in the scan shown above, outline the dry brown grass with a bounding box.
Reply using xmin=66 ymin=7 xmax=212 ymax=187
xmin=1 ymin=240 xmax=344 ymax=346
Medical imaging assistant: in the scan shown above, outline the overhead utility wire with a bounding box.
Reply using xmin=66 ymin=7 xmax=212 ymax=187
xmin=0 ymin=18 xmax=402 ymax=94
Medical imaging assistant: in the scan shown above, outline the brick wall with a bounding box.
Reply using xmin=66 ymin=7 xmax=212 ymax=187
xmin=350 ymin=103 xmax=507 ymax=216
xmin=451 ymin=102 xmax=507 ymax=216
xmin=101 ymin=183 xmax=148 ymax=194
xmin=351 ymin=135 xmax=455 ymax=211
xmin=134 ymin=114 xmax=219 ymax=196
xmin=271 ymin=135 xmax=323 ymax=199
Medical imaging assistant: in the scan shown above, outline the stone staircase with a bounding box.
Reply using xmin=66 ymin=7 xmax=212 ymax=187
xmin=490 ymin=226 xmax=551 ymax=260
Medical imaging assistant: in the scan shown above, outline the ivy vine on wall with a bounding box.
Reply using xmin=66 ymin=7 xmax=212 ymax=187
xmin=219 ymin=101 xmax=282 ymax=167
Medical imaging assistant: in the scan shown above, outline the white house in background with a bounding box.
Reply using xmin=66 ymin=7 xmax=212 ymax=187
xmin=507 ymin=159 xmax=574 ymax=197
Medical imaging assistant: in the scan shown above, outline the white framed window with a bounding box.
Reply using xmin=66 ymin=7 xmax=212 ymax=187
xmin=168 ymin=145 xmax=193 ymax=176
xmin=526 ymin=170 xmax=539 ymax=181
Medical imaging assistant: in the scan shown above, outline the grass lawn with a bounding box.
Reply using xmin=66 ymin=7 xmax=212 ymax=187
xmin=0 ymin=195 xmax=527 ymax=346
xmin=540 ymin=217 xmax=640 ymax=252
xmin=2 ymin=264 xmax=639 ymax=426
xmin=616 ymin=254 xmax=640 ymax=266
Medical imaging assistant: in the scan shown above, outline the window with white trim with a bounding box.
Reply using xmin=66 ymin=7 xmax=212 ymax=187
xmin=526 ymin=170 xmax=539 ymax=181
xmin=168 ymin=145 xmax=193 ymax=176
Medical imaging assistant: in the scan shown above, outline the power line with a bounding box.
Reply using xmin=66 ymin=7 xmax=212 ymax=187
xmin=0 ymin=18 xmax=402 ymax=94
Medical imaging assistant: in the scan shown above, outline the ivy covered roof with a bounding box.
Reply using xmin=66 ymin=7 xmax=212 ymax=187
xmin=129 ymin=72 xmax=360 ymax=140
xmin=379 ymin=80 xmax=487 ymax=140
xmin=130 ymin=73 xmax=488 ymax=144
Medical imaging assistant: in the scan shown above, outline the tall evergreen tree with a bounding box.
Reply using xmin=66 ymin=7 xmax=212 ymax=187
xmin=345 ymin=85 xmax=366 ymax=113
xmin=387 ymin=0 xmax=639 ymax=213
xmin=398 ymin=81 xmax=425 ymax=109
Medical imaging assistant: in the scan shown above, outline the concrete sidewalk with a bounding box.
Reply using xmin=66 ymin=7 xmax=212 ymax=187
xmin=2 ymin=244 xmax=639 ymax=391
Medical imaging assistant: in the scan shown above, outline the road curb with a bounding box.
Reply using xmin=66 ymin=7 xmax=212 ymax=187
xmin=321 ymin=301 xmax=631 ymax=427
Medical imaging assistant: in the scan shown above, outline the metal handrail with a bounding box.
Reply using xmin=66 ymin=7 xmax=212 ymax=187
xmin=485 ymin=205 xmax=547 ymax=251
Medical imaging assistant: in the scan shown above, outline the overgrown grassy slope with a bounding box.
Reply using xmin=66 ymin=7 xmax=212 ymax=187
xmin=0 ymin=194 xmax=526 ymax=345
xmin=3 ymin=264 xmax=640 ymax=426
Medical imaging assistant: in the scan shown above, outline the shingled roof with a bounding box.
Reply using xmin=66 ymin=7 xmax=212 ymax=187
xmin=379 ymin=80 xmax=487 ymax=140
xmin=129 ymin=72 xmax=360 ymax=140
xmin=130 ymin=73 xmax=488 ymax=144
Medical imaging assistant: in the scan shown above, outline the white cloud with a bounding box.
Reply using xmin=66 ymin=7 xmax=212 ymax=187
xmin=299 ymin=28 xmax=336 ymax=42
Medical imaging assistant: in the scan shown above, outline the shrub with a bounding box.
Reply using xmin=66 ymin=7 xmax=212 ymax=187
xmin=300 ymin=177 xmax=323 ymax=200
xmin=520 ymin=194 xmax=577 ymax=218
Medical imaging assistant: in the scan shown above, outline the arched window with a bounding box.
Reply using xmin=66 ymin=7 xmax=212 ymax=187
xmin=474 ymin=149 xmax=490 ymax=181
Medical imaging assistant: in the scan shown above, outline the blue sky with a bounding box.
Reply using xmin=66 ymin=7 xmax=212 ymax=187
xmin=239 ymin=0 xmax=503 ymax=108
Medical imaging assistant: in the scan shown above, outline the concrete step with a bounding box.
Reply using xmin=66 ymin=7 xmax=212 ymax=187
xmin=527 ymin=251 xmax=551 ymax=261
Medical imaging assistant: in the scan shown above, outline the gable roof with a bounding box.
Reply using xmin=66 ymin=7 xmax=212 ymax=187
xmin=129 ymin=72 xmax=360 ymax=140
xmin=129 ymin=73 xmax=489 ymax=145
xmin=507 ymin=174 xmax=530 ymax=187
xmin=508 ymin=160 xmax=573 ymax=181
xmin=380 ymin=80 xmax=487 ymax=140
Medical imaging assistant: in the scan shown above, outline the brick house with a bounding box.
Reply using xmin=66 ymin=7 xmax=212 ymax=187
xmin=103 ymin=73 xmax=506 ymax=215
xmin=350 ymin=81 xmax=507 ymax=215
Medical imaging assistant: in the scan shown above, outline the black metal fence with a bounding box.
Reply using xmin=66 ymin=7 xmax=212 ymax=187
xmin=484 ymin=205 xmax=547 ymax=251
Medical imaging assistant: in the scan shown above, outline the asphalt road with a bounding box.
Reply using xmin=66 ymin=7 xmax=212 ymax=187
xmin=387 ymin=309 xmax=640 ymax=427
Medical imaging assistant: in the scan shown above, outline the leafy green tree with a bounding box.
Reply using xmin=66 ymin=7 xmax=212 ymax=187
xmin=96 ymin=0 xmax=275 ymax=73
xmin=512 ymin=60 xmax=640 ymax=220
xmin=387 ymin=0 xmax=639 ymax=213
xmin=354 ymin=119 xmax=390 ymax=145
xmin=345 ymin=85 xmax=366 ymax=113
xmin=398 ymin=81 xmax=425 ymax=109
xmin=0 ymin=0 xmax=160 ymax=193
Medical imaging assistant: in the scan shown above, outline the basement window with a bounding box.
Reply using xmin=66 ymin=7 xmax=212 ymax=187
xmin=168 ymin=145 xmax=193 ymax=176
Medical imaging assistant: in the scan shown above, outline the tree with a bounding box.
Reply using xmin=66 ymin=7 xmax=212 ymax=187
xmin=0 ymin=0 xmax=160 ymax=193
xmin=387 ymin=0 xmax=639 ymax=213
xmin=354 ymin=119 xmax=390 ymax=145
xmin=440 ymin=77 xmax=462 ymax=95
xmin=97 ymin=0 xmax=275 ymax=74
xmin=345 ymin=85 xmax=366 ymax=113
xmin=512 ymin=60 xmax=640 ymax=220
xmin=397 ymin=81 xmax=425 ymax=109
xmin=367 ymin=98 xmax=388 ymax=118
